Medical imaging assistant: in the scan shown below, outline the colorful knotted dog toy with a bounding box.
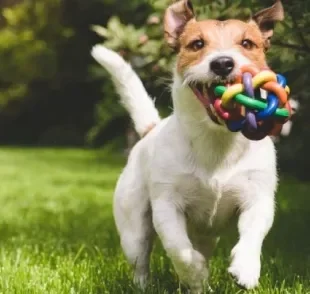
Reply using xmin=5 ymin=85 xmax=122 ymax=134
xmin=213 ymin=65 xmax=292 ymax=140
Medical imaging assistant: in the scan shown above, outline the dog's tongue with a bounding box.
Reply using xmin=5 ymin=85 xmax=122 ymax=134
xmin=192 ymin=87 xmax=210 ymax=107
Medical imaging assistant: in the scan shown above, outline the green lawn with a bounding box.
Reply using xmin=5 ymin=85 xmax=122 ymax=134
xmin=0 ymin=148 xmax=309 ymax=293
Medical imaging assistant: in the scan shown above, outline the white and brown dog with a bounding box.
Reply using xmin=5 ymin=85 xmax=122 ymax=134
xmin=91 ymin=0 xmax=286 ymax=292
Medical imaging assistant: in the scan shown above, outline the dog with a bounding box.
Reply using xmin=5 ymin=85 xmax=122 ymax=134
xmin=91 ymin=0 xmax=285 ymax=292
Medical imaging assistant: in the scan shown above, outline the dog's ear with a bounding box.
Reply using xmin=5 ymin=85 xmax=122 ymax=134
xmin=251 ymin=0 xmax=284 ymax=49
xmin=164 ymin=0 xmax=195 ymax=50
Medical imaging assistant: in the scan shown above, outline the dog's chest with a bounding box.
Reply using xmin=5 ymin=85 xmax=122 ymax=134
xmin=175 ymin=168 xmax=238 ymax=229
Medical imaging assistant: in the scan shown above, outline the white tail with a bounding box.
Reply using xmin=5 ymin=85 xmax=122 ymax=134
xmin=91 ymin=45 xmax=161 ymax=137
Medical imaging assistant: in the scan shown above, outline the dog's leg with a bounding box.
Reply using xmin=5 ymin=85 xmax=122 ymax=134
xmin=114 ymin=172 xmax=154 ymax=289
xmin=119 ymin=209 xmax=154 ymax=289
xmin=228 ymin=188 xmax=274 ymax=289
xmin=152 ymin=195 xmax=208 ymax=293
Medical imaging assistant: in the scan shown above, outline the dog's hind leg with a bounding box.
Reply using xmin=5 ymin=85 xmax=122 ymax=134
xmin=113 ymin=170 xmax=154 ymax=289
xmin=121 ymin=208 xmax=154 ymax=288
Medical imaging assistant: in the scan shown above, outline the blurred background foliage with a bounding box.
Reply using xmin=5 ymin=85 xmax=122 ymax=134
xmin=0 ymin=0 xmax=309 ymax=178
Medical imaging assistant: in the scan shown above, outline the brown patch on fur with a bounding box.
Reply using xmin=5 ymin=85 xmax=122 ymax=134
xmin=252 ymin=0 xmax=284 ymax=49
xmin=164 ymin=0 xmax=195 ymax=49
xmin=142 ymin=123 xmax=157 ymax=137
xmin=177 ymin=19 xmax=267 ymax=74
xmin=164 ymin=0 xmax=284 ymax=75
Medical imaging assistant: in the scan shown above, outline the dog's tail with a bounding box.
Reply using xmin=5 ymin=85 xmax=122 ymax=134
xmin=91 ymin=45 xmax=161 ymax=137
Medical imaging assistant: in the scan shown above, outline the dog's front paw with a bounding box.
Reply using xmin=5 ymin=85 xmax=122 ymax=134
xmin=228 ymin=244 xmax=261 ymax=289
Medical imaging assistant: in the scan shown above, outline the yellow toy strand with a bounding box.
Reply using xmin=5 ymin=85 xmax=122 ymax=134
xmin=221 ymin=70 xmax=289 ymax=108
xmin=285 ymin=86 xmax=290 ymax=94
xmin=252 ymin=71 xmax=277 ymax=88
xmin=221 ymin=84 xmax=244 ymax=107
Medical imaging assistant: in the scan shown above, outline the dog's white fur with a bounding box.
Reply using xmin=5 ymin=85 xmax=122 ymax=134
xmin=92 ymin=46 xmax=161 ymax=137
xmin=91 ymin=44 xmax=277 ymax=292
xmin=183 ymin=49 xmax=251 ymax=87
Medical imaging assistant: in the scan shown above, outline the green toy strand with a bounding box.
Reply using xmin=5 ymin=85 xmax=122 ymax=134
xmin=214 ymin=86 xmax=289 ymax=118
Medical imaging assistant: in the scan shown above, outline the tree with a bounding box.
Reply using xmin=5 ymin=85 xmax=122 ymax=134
xmin=0 ymin=0 xmax=76 ymax=143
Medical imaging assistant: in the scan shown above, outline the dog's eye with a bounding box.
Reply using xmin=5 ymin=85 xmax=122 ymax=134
xmin=188 ymin=39 xmax=205 ymax=51
xmin=241 ymin=39 xmax=256 ymax=50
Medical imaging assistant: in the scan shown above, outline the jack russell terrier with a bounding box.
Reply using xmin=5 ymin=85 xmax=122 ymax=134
xmin=91 ymin=0 xmax=287 ymax=292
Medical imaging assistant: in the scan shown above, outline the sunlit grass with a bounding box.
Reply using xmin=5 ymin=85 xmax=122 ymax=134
xmin=0 ymin=148 xmax=308 ymax=293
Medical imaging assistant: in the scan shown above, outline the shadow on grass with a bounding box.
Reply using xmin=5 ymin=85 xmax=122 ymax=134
xmin=0 ymin=161 xmax=308 ymax=293
xmin=0 ymin=200 xmax=184 ymax=293
xmin=0 ymin=202 xmax=308 ymax=293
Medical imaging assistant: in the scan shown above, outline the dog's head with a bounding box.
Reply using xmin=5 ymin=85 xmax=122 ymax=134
xmin=164 ymin=0 xmax=284 ymax=123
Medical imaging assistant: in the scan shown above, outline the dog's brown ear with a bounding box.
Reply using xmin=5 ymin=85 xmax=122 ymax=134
xmin=164 ymin=0 xmax=195 ymax=50
xmin=252 ymin=0 xmax=284 ymax=49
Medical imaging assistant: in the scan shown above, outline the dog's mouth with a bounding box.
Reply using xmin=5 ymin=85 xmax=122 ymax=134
xmin=190 ymin=80 xmax=233 ymax=125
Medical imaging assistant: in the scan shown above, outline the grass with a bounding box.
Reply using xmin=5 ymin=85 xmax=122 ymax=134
xmin=0 ymin=148 xmax=308 ymax=293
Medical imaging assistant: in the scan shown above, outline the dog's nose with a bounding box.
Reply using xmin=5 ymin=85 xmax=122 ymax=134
xmin=210 ymin=56 xmax=234 ymax=77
